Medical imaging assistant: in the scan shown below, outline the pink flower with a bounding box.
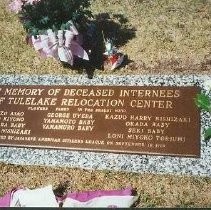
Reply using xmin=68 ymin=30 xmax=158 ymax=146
xmin=9 ymin=0 xmax=41 ymax=13
xmin=9 ymin=0 xmax=23 ymax=13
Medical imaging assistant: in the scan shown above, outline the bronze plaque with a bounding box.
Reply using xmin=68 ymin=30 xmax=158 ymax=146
xmin=0 ymin=85 xmax=200 ymax=157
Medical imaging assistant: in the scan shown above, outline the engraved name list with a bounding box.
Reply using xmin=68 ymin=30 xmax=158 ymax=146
xmin=0 ymin=85 xmax=200 ymax=157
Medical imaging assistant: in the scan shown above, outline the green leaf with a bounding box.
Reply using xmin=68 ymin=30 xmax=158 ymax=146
xmin=31 ymin=28 xmax=39 ymax=36
xmin=204 ymin=128 xmax=211 ymax=145
xmin=60 ymin=23 xmax=66 ymax=30
xmin=39 ymin=16 xmax=50 ymax=24
xmin=195 ymin=93 xmax=211 ymax=112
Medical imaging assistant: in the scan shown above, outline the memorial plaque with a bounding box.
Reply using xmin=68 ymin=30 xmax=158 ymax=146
xmin=0 ymin=85 xmax=200 ymax=157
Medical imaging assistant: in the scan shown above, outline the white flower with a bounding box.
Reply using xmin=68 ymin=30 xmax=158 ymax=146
xmin=204 ymin=80 xmax=211 ymax=90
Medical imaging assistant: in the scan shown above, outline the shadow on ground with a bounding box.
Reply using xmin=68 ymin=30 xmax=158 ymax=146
xmin=64 ymin=13 xmax=136 ymax=78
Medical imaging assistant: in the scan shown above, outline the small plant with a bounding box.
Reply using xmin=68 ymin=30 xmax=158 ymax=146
xmin=195 ymin=80 xmax=211 ymax=145
xmin=19 ymin=0 xmax=93 ymax=36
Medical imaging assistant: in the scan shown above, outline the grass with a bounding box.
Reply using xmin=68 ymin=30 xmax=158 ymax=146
xmin=0 ymin=162 xmax=210 ymax=208
xmin=0 ymin=0 xmax=210 ymax=75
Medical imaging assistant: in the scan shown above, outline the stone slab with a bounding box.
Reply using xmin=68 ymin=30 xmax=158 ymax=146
xmin=0 ymin=74 xmax=210 ymax=176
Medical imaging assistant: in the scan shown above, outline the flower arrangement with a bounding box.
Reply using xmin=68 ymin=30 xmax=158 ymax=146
xmin=103 ymin=38 xmax=125 ymax=71
xmin=8 ymin=0 xmax=125 ymax=71
xmin=8 ymin=0 xmax=92 ymax=66
xmin=195 ymin=80 xmax=211 ymax=145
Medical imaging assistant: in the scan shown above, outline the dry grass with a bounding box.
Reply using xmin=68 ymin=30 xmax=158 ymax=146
xmin=0 ymin=0 xmax=211 ymax=207
xmin=90 ymin=0 xmax=211 ymax=74
xmin=0 ymin=162 xmax=210 ymax=208
xmin=0 ymin=0 xmax=210 ymax=75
